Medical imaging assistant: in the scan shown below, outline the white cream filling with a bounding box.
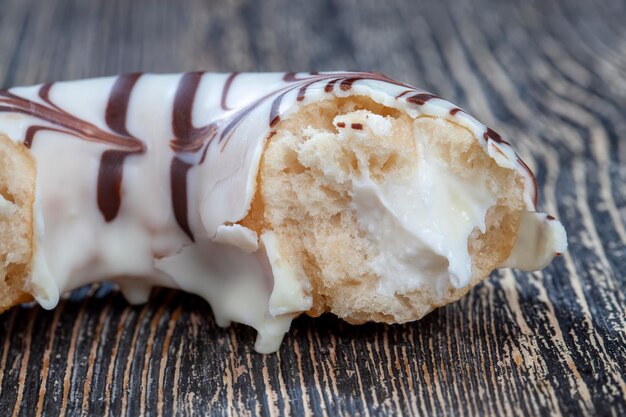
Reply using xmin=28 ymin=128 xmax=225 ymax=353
xmin=348 ymin=121 xmax=496 ymax=296
xmin=348 ymin=118 xmax=568 ymax=295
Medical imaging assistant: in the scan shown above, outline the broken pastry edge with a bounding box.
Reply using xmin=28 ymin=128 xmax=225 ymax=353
xmin=0 ymin=135 xmax=39 ymax=312
xmin=235 ymin=94 xmax=568 ymax=325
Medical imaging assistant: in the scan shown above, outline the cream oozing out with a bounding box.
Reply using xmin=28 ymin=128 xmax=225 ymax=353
xmin=321 ymin=113 xmax=566 ymax=301
xmin=0 ymin=72 xmax=566 ymax=352
xmin=347 ymin=117 xmax=497 ymax=296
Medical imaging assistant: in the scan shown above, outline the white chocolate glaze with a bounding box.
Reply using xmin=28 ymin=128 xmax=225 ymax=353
xmin=0 ymin=72 xmax=565 ymax=352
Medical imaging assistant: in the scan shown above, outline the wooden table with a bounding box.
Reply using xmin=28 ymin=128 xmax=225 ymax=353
xmin=1 ymin=0 xmax=625 ymax=415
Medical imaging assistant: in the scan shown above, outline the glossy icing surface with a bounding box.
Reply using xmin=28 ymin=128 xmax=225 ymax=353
xmin=0 ymin=72 xmax=563 ymax=352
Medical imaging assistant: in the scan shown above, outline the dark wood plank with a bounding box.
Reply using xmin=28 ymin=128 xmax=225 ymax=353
xmin=0 ymin=0 xmax=625 ymax=415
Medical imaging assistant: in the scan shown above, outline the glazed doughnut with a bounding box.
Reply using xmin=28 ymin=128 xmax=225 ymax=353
xmin=0 ymin=72 xmax=567 ymax=352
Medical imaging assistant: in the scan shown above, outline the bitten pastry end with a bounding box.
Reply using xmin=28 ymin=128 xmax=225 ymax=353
xmin=0 ymin=72 xmax=567 ymax=352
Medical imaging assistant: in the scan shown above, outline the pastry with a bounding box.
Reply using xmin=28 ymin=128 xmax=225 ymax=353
xmin=0 ymin=72 xmax=567 ymax=352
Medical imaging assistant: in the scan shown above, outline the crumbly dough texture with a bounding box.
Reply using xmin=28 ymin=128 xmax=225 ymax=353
xmin=242 ymin=97 xmax=526 ymax=324
xmin=0 ymin=135 xmax=35 ymax=311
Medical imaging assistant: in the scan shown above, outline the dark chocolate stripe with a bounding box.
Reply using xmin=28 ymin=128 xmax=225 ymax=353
xmin=169 ymin=72 xmax=210 ymax=241
xmin=339 ymin=77 xmax=359 ymax=91
xmin=172 ymin=72 xmax=203 ymax=147
xmin=24 ymin=125 xmax=68 ymax=148
xmin=39 ymin=83 xmax=53 ymax=101
xmin=38 ymin=83 xmax=62 ymax=111
xmin=283 ymin=72 xmax=297 ymax=82
xmin=105 ymin=73 xmax=142 ymax=137
xmin=98 ymin=150 xmax=129 ymax=221
xmin=0 ymin=89 xmax=140 ymax=149
xmin=97 ymin=74 xmax=143 ymax=222
xmin=0 ymin=106 xmax=53 ymax=149
xmin=199 ymin=141 xmax=211 ymax=165
xmin=517 ymin=157 xmax=539 ymax=208
xmin=269 ymin=92 xmax=287 ymax=127
xmin=483 ymin=127 xmax=537 ymax=207
xmin=221 ymin=72 xmax=239 ymax=110
xmin=406 ymin=93 xmax=438 ymax=105
xmin=324 ymin=78 xmax=340 ymax=93
xmin=483 ymin=127 xmax=511 ymax=146
xmin=296 ymin=84 xmax=309 ymax=101
xmin=170 ymin=158 xmax=194 ymax=240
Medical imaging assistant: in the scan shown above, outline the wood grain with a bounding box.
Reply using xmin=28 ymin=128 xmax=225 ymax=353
xmin=0 ymin=0 xmax=625 ymax=415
